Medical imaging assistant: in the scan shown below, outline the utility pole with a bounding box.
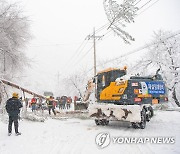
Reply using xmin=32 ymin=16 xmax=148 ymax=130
xmin=56 ymin=71 xmax=60 ymax=96
xmin=3 ymin=51 xmax=6 ymax=78
xmin=87 ymin=28 xmax=103 ymax=100
xmin=87 ymin=27 xmax=103 ymax=76
xmin=57 ymin=72 xmax=60 ymax=86
xmin=93 ymin=28 xmax=96 ymax=76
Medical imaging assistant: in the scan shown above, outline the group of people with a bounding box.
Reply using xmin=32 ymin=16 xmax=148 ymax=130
xmin=28 ymin=97 xmax=44 ymax=113
xmin=57 ymin=96 xmax=72 ymax=110
xmin=5 ymin=93 xmax=74 ymax=136
xmin=28 ymin=95 xmax=73 ymax=115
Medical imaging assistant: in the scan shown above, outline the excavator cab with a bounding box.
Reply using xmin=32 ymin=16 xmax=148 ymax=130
xmin=95 ymin=67 xmax=127 ymax=102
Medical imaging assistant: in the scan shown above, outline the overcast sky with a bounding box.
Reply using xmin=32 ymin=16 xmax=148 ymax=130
xmin=10 ymin=0 xmax=180 ymax=95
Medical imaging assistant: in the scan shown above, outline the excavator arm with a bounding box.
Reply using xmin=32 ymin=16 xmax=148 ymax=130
xmin=83 ymin=79 xmax=95 ymax=102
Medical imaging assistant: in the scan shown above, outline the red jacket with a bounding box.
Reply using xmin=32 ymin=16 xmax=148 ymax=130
xmin=31 ymin=98 xmax=37 ymax=104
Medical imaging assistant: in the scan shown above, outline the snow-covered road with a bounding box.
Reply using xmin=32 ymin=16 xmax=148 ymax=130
xmin=0 ymin=110 xmax=180 ymax=154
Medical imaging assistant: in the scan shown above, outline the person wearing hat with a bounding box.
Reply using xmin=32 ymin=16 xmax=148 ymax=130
xmin=47 ymin=96 xmax=56 ymax=116
xmin=5 ymin=92 xmax=23 ymax=136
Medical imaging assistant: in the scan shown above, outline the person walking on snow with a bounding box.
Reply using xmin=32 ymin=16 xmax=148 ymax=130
xmin=67 ymin=97 xmax=72 ymax=109
xmin=61 ymin=96 xmax=67 ymax=109
xmin=30 ymin=96 xmax=37 ymax=112
xmin=47 ymin=96 xmax=56 ymax=115
xmin=5 ymin=92 xmax=23 ymax=136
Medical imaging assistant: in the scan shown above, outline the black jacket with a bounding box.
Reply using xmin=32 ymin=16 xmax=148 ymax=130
xmin=47 ymin=100 xmax=53 ymax=106
xmin=5 ymin=97 xmax=23 ymax=116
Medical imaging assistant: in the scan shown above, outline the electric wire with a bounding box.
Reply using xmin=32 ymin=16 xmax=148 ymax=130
xmin=96 ymin=30 xmax=180 ymax=69
xmin=82 ymin=30 xmax=180 ymax=77
xmin=89 ymin=0 xmax=158 ymax=42
xmin=55 ymin=0 xmax=162 ymax=75
xmin=61 ymin=39 xmax=89 ymax=70
xmin=64 ymin=0 xmax=161 ymax=74
xmin=138 ymin=0 xmax=154 ymax=10
xmin=73 ymin=45 xmax=94 ymax=67
xmin=138 ymin=0 xmax=160 ymax=15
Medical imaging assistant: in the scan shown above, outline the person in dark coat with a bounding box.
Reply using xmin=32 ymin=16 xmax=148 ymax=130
xmin=61 ymin=96 xmax=67 ymax=109
xmin=5 ymin=92 xmax=23 ymax=136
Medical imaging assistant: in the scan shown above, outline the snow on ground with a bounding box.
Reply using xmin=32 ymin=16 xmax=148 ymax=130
xmin=0 ymin=110 xmax=180 ymax=154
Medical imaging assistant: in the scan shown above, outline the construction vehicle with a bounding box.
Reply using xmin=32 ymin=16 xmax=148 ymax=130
xmin=86 ymin=67 xmax=168 ymax=129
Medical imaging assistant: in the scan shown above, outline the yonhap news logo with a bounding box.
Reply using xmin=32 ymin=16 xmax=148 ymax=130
xmin=95 ymin=132 xmax=111 ymax=148
xmin=95 ymin=132 xmax=175 ymax=148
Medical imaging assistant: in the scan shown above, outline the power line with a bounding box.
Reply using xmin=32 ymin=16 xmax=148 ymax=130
xmin=106 ymin=0 xmax=146 ymax=30
xmin=94 ymin=23 xmax=109 ymax=34
xmin=61 ymin=24 xmax=110 ymax=70
xmin=134 ymin=0 xmax=142 ymax=6
xmin=73 ymin=45 xmax=94 ymax=67
xmin=70 ymin=36 xmax=103 ymax=72
xmin=66 ymin=29 xmax=104 ymax=72
xmin=75 ymin=40 xmax=89 ymax=58
xmin=100 ymin=30 xmax=180 ymax=66
xmin=61 ymin=39 xmax=89 ymax=70
xmin=60 ymin=0 xmax=162 ymax=73
xmin=66 ymin=0 xmax=160 ymax=69
xmin=60 ymin=23 xmax=110 ymax=71
xmin=138 ymin=0 xmax=160 ymax=15
xmin=28 ymin=42 xmax=82 ymax=47
xmin=85 ymin=30 xmax=180 ymax=76
xmin=99 ymin=0 xmax=160 ymax=39
xmin=138 ymin=0 xmax=154 ymax=10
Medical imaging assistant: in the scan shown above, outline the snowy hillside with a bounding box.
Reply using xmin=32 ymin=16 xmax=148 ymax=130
xmin=0 ymin=109 xmax=180 ymax=154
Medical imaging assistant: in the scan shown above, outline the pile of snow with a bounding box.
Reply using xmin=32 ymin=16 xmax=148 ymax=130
xmin=0 ymin=109 xmax=180 ymax=154
xmin=23 ymin=113 xmax=46 ymax=122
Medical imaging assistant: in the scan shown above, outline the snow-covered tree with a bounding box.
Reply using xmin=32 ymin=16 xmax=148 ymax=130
xmin=103 ymin=0 xmax=138 ymax=44
xmin=0 ymin=0 xmax=31 ymax=80
xmin=61 ymin=70 xmax=92 ymax=100
xmin=135 ymin=30 xmax=180 ymax=107
xmin=0 ymin=0 xmax=32 ymax=115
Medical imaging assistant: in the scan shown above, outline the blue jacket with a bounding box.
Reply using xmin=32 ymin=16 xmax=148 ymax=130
xmin=5 ymin=97 xmax=23 ymax=116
